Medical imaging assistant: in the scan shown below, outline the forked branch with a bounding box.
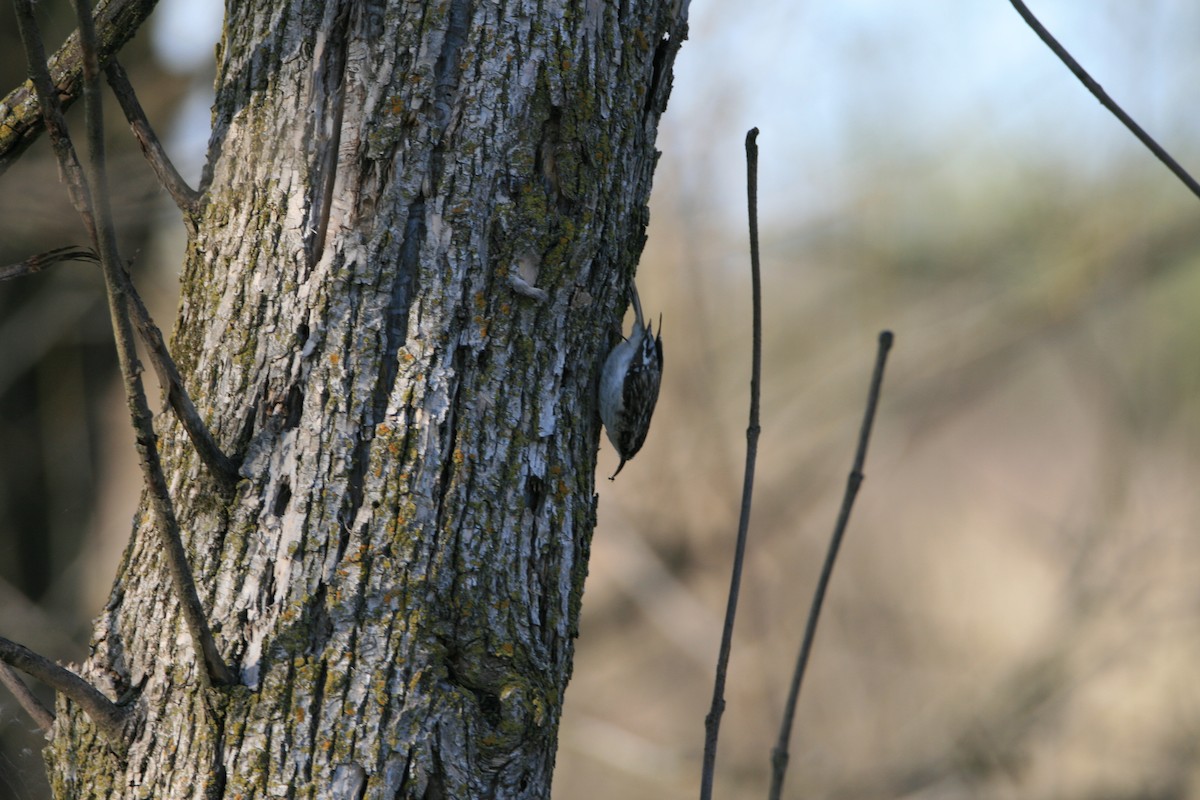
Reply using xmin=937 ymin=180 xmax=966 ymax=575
xmin=105 ymin=59 xmax=202 ymax=217
xmin=0 ymin=660 xmax=55 ymax=733
xmin=12 ymin=0 xmax=236 ymax=688
xmin=0 ymin=0 xmax=159 ymax=175
xmin=68 ymin=0 xmax=237 ymax=687
xmin=0 ymin=636 xmax=128 ymax=741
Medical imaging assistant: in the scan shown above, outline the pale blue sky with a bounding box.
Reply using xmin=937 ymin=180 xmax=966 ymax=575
xmin=663 ymin=0 xmax=1200 ymax=225
xmin=154 ymin=1 xmax=1200 ymax=227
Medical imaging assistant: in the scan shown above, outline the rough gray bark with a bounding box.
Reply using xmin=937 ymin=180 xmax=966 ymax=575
xmin=42 ymin=0 xmax=687 ymax=797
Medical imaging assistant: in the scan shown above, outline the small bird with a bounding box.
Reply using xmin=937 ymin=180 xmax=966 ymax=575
xmin=599 ymin=282 xmax=663 ymax=479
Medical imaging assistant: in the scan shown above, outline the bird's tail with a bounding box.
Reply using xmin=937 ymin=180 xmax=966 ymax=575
xmin=629 ymin=281 xmax=645 ymax=328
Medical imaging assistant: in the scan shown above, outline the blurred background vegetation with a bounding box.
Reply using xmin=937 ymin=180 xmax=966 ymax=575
xmin=3 ymin=1 xmax=1200 ymax=798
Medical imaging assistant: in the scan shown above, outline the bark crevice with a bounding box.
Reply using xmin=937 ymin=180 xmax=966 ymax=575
xmin=303 ymin=1 xmax=354 ymax=266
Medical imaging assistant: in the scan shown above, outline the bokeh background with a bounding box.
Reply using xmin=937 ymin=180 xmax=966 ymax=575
xmin=4 ymin=1 xmax=1200 ymax=798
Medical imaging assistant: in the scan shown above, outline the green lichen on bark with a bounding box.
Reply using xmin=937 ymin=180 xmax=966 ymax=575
xmin=41 ymin=0 xmax=686 ymax=795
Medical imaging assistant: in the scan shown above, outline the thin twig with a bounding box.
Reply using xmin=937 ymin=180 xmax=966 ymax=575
xmin=767 ymin=330 xmax=894 ymax=800
xmin=0 ymin=636 xmax=127 ymax=741
xmin=123 ymin=271 xmax=241 ymax=489
xmin=0 ymin=659 xmax=55 ymax=733
xmin=104 ymin=59 xmax=201 ymax=217
xmin=11 ymin=0 xmax=93 ymax=215
xmin=0 ymin=0 xmax=160 ymax=176
xmin=0 ymin=245 xmax=98 ymax=282
xmin=69 ymin=0 xmax=236 ymax=688
xmin=700 ymin=127 xmax=764 ymax=800
xmin=1008 ymin=0 xmax=1200 ymax=202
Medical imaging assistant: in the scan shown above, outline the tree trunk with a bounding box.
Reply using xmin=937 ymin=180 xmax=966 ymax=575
xmin=42 ymin=0 xmax=687 ymax=796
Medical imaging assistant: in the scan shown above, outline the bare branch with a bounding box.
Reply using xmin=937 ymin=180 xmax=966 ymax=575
xmin=0 ymin=0 xmax=160 ymax=176
xmin=104 ymin=60 xmax=202 ymax=217
xmin=11 ymin=0 xmax=93 ymax=217
xmin=68 ymin=0 xmax=237 ymax=688
xmin=0 ymin=636 xmax=127 ymax=741
xmin=700 ymin=127 xmax=765 ymax=800
xmin=1008 ymin=0 xmax=1200 ymax=202
xmin=13 ymin=0 xmax=236 ymax=688
xmin=0 ymin=659 xmax=55 ymax=733
xmin=123 ymin=267 xmax=241 ymax=489
xmin=0 ymin=246 xmax=98 ymax=282
xmin=768 ymin=330 xmax=894 ymax=800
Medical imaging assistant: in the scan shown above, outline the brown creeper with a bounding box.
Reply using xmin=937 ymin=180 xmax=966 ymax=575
xmin=599 ymin=282 xmax=663 ymax=479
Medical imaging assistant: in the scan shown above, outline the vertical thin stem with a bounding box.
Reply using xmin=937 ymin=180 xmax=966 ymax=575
xmin=767 ymin=330 xmax=894 ymax=800
xmin=700 ymin=127 xmax=764 ymax=800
